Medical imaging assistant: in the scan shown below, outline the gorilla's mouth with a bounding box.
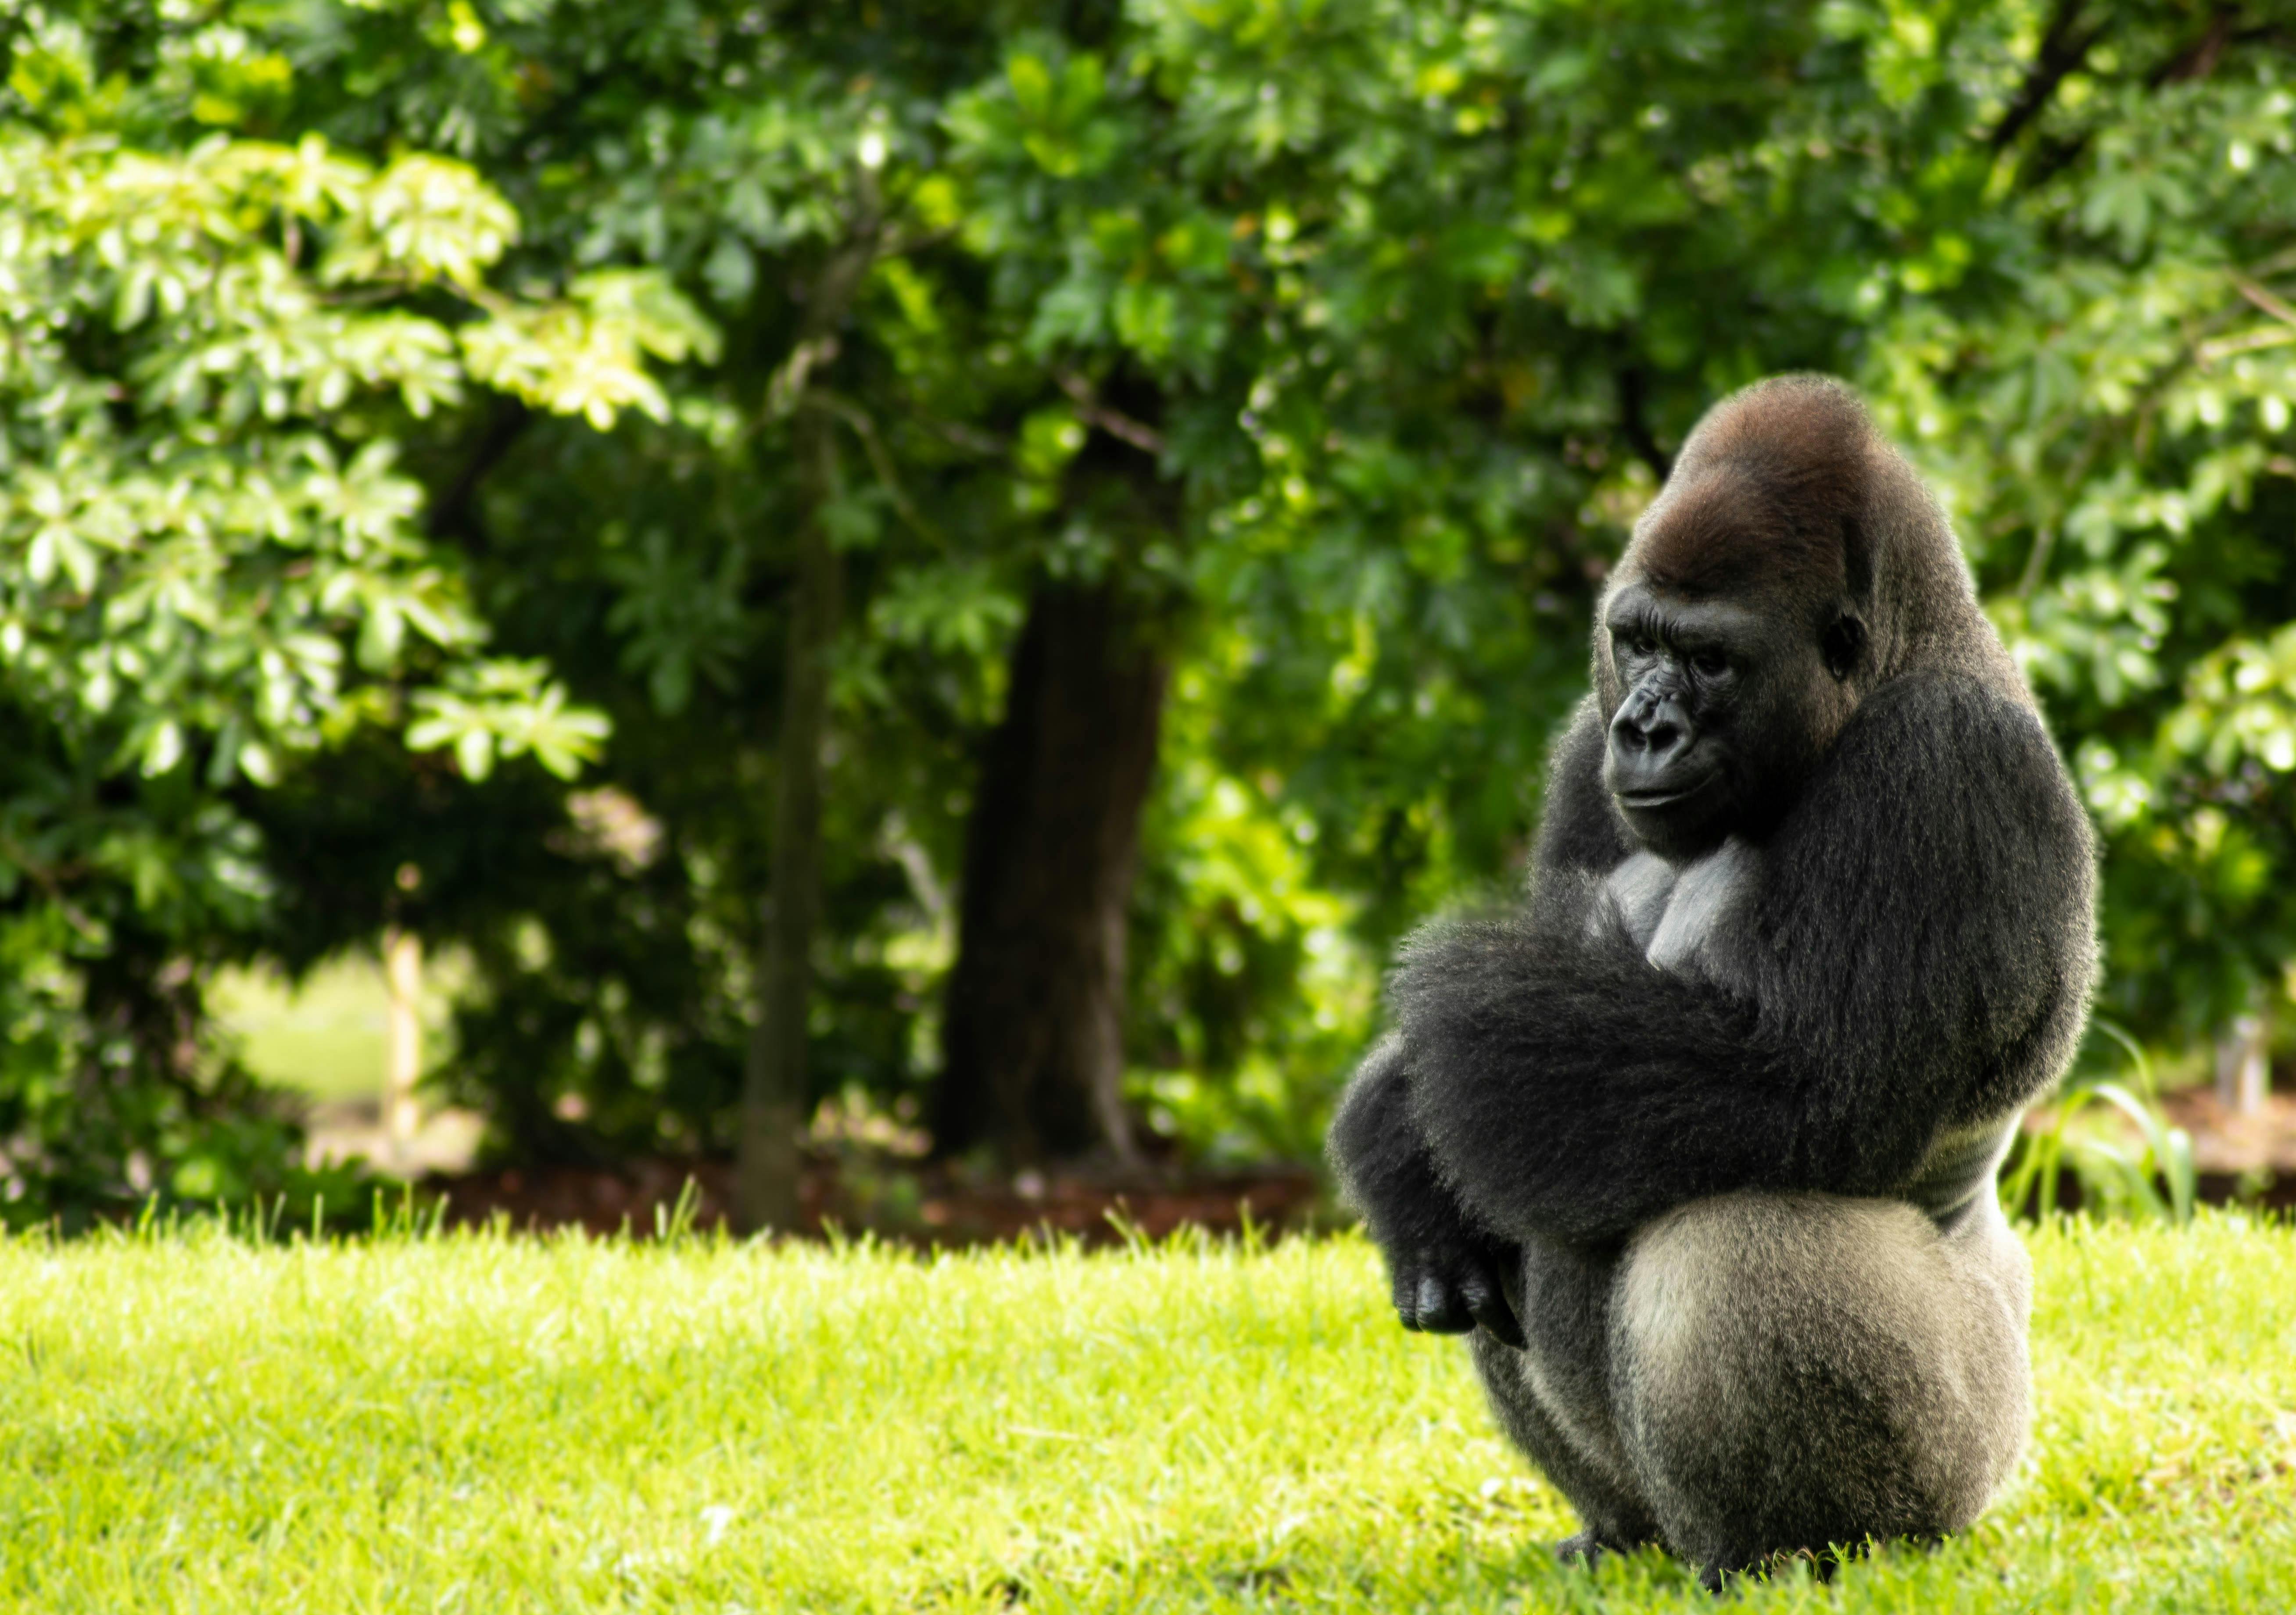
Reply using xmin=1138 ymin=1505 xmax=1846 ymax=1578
xmin=1616 ymin=776 xmax=1714 ymax=812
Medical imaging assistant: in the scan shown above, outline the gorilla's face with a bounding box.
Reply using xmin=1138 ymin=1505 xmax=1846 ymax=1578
xmin=1600 ymin=579 xmax=1862 ymax=859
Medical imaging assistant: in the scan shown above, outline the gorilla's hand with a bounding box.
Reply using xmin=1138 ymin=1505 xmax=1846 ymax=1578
xmin=1392 ymin=1233 xmax=1525 ymax=1347
xmin=1330 ymin=1034 xmax=1527 ymax=1348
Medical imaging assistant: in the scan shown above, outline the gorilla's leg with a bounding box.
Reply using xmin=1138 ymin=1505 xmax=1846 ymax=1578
xmin=1609 ymin=1191 xmax=2030 ymax=1581
xmin=1469 ymin=1236 xmax=1662 ymax=1558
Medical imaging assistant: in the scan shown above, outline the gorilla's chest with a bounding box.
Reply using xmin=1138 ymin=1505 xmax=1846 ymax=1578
xmin=1595 ymin=840 xmax=1759 ymax=987
xmin=1596 ymin=839 xmax=2024 ymax=1226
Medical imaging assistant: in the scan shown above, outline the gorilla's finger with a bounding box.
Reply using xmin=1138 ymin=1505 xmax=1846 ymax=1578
xmin=1460 ymin=1275 xmax=1527 ymax=1349
xmin=1393 ymin=1261 xmax=1426 ymax=1329
xmin=1457 ymin=1253 xmax=1527 ymax=1348
xmin=1415 ymin=1273 xmax=1474 ymax=1333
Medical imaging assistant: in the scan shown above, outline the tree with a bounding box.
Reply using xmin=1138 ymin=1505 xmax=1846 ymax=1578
xmin=951 ymin=0 xmax=2296 ymax=1154
xmin=17 ymin=0 xmax=2296 ymax=1218
xmin=223 ymin=0 xmax=1032 ymax=1212
xmin=1859 ymin=3 xmax=2296 ymax=1053
xmin=930 ymin=0 xmax=1906 ymax=1162
xmin=933 ymin=575 xmax=1169 ymax=1165
xmin=0 ymin=19 xmax=704 ymax=1215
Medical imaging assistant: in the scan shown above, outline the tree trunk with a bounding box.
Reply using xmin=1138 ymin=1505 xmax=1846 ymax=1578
xmin=730 ymin=209 xmax=882 ymax=1233
xmin=382 ymin=925 xmax=423 ymax=1164
xmin=735 ymin=406 xmax=843 ymax=1233
xmin=933 ymin=581 xmax=1166 ymax=1167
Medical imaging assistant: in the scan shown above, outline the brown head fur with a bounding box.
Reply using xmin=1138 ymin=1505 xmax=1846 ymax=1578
xmin=1630 ymin=378 xmax=1872 ymax=607
xmin=1598 ymin=374 xmax=2022 ymax=714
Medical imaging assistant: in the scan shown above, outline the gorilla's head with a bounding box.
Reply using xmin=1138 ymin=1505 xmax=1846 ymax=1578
xmin=1597 ymin=573 xmax=1862 ymax=860
xmin=1594 ymin=376 xmax=2005 ymax=861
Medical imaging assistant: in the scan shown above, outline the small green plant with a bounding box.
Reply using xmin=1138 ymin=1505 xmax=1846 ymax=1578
xmin=2001 ymin=1020 xmax=2197 ymax=1224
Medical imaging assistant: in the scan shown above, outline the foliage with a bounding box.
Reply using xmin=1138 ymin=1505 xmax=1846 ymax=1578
xmin=2001 ymin=1021 xmax=2198 ymax=1225
xmin=162 ymin=0 xmax=1038 ymax=1165
xmin=11 ymin=0 xmax=2296 ymax=1191
xmin=0 ymin=17 xmax=702 ymax=1215
xmin=1128 ymin=651 xmax=1380 ymax=1162
xmin=4 ymin=1218 xmax=2296 ymax=1607
xmin=1856 ymin=21 xmax=2296 ymax=1037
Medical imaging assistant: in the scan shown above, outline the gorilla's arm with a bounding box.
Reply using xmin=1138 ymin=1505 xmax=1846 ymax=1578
xmin=1397 ymin=672 xmax=2095 ymax=1248
xmin=1325 ymin=703 xmax=1627 ymax=1337
xmin=1328 ymin=1037 xmax=1525 ymax=1346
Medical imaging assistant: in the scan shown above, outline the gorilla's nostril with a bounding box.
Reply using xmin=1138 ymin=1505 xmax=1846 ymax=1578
xmin=1614 ymin=698 xmax=1689 ymax=758
xmin=1608 ymin=695 xmax=1697 ymax=796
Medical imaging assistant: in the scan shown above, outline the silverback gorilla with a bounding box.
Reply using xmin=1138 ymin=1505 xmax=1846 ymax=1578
xmin=1328 ymin=376 xmax=2096 ymax=1585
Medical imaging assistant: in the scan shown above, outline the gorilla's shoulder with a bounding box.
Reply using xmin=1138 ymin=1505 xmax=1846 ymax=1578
xmin=1813 ymin=668 xmax=2090 ymax=853
xmin=1762 ymin=665 xmax=2097 ymax=1090
xmin=1851 ymin=666 xmax=2053 ymax=740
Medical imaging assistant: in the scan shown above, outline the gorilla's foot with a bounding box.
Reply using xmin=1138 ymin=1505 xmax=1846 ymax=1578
xmin=1553 ymin=1531 xmax=1606 ymax=1569
xmin=1554 ymin=1530 xmax=1650 ymax=1572
xmin=1696 ymin=1546 xmax=1842 ymax=1593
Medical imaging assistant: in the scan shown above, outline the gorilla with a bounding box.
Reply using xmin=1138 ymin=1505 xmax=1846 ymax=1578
xmin=1328 ymin=376 xmax=2095 ymax=1585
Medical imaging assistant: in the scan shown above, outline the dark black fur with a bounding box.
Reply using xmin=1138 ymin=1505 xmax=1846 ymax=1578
xmin=1401 ymin=672 xmax=2090 ymax=1247
xmin=1326 ymin=1037 xmax=1525 ymax=1344
xmin=1327 ymin=375 xmax=2096 ymax=1580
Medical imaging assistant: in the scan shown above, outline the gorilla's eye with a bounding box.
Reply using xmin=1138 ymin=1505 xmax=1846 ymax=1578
xmin=1690 ymin=649 xmax=1728 ymax=677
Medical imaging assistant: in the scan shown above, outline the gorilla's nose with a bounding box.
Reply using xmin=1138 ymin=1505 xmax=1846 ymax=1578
xmin=1609 ymin=692 xmax=1696 ymax=783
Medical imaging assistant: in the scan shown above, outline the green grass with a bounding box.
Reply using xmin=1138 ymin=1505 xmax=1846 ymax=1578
xmin=1 ymin=1215 xmax=2293 ymax=1612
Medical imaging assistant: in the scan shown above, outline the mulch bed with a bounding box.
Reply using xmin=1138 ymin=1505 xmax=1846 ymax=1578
xmin=416 ymin=1090 xmax=2296 ymax=1241
xmin=2157 ymin=1088 xmax=2296 ymax=1176
xmin=419 ymin=1155 xmax=1330 ymax=1244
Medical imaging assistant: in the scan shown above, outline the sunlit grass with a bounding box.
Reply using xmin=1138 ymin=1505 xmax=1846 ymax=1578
xmin=0 ymin=1214 xmax=2291 ymax=1611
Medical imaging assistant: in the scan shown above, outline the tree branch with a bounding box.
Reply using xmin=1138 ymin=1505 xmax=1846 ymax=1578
xmin=2149 ymin=5 xmax=2241 ymax=87
xmin=765 ymin=334 xmax=844 ymax=421
xmin=1057 ymin=371 xmax=1168 ymax=456
xmin=0 ymin=831 xmax=99 ymax=941
xmin=428 ymin=396 xmax=531 ymax=553
xmin=762 ymin=177 xmax=886 ymax=425
xmin=806 ymin=389 xmax=942 ymax=545
xmin=877 ymin=222 xmax=961 ymax=261
xmin=1615 ymin=365 xmax=1672 ymax=482
xmin=1989 ymin=0 xmax=2105 ymax=152
xmin=2233 ymin=274 xmax=2296 ymax=327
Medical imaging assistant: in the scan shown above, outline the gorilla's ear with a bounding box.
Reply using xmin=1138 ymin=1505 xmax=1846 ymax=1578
xmin=1822 ymin=612 xmax=1867 ymax=680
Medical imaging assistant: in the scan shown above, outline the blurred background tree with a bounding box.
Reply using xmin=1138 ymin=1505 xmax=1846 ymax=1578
xmin=4 ymin=0 xmax=2296 ymax=1224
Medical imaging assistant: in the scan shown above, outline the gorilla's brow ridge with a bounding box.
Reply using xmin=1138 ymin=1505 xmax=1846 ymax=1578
xmin=1608 ymin=588 xmax=1765 ymax=655
xmin=1606 ymin=594 xmax=1666 ymax=640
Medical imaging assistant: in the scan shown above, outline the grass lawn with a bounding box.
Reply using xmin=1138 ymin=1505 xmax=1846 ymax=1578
xmin=0 ymin=1214 xmax=2291 ymax=1612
